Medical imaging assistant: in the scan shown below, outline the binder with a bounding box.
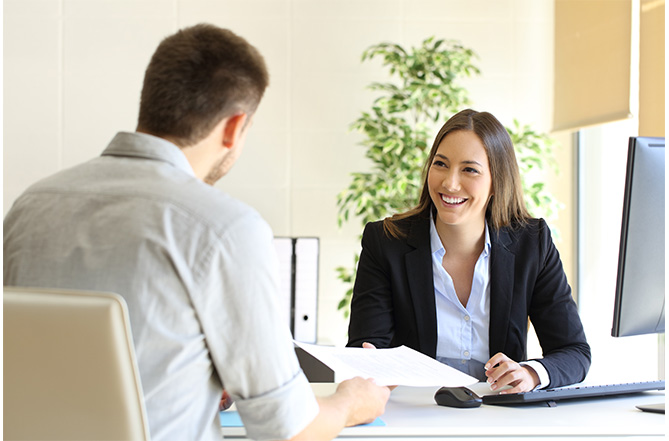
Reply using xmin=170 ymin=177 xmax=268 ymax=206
xmin=294 ymin=346 xmax=334 ymax=382
xmin=273 ymin=237 xmax=319 ymax=343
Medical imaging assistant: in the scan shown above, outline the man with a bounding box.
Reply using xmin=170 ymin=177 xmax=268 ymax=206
xmin=3 ymin=24 xmax=389 ymax=441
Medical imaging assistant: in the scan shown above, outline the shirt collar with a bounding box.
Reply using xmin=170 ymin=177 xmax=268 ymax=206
xmin=101 ymin=131 xmax=196 ymax=177
xmin=429 ymin=213 xmax=491 ymax=257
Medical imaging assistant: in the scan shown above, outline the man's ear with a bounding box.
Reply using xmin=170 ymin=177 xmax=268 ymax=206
xmin=222 ymin=113 xmax=248 ymax=149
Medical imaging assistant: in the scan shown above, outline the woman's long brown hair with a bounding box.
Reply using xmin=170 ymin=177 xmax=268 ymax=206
xmin=383 ymin=109 xmax=531 ymax=238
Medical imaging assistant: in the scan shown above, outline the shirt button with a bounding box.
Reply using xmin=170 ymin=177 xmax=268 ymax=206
xmin=464 ymin=315 xmax=470 ymax=321
xmin=460 ymin=359 xmax=467 ymax=364
xmin=463 ymin=351 xmax=470 ymax=357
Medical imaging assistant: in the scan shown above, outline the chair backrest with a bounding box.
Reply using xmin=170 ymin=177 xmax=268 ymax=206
xmin=4 ymin=286 xmax=151 ymax=441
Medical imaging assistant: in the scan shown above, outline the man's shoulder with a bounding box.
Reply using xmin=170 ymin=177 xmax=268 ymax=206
xmin=12 ymin=156 xmax=268 ymax=240
xmin=183 ymin=184 xmax=267 ymax=234
xmin=131 ymin=173 xmax=269 ymax=241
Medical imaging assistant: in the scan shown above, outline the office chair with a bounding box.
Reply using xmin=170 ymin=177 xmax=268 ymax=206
xmin=4 ymin=287 xmax=151 ymax=441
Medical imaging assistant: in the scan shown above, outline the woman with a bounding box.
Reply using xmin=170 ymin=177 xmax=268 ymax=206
xmin=347 ymin=109 xmax=590 ymax=394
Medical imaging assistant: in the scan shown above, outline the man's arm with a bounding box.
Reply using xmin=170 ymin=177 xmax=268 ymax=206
xmin=289 ymin=377 xmax=390 ymax=441
xmin=200 ymin=213 xmax=388 ymax=441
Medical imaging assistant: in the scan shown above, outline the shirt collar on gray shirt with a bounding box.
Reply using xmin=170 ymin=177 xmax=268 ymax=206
xmin=102 ymin=132 xmax=196 ymax=178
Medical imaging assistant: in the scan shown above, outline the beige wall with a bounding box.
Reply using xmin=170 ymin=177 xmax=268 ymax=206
xmin=639 ymin=0 xmax=665 ymax=137
xmin=545 ymin=131 xmax=576 ymax=293
xmin=3 ymin=0 xmax=563 ymax=345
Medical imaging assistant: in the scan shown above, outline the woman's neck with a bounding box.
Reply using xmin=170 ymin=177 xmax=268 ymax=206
xmin=435 ymin=218 xmax=486 ymax=257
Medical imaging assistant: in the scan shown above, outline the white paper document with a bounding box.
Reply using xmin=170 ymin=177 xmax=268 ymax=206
xmin=295 ymin=341 xmax=478 ymax=387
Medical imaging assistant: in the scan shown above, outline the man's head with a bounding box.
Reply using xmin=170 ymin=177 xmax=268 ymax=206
xmin=137 ymin=24 xmax=269 ymax=148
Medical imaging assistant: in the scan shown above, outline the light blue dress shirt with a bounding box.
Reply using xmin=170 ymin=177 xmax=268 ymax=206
xmin=430 ymin=217 xmax=491 ymax=380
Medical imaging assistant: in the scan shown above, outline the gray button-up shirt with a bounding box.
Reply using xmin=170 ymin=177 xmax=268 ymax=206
xmin=4 ymin=132 xmax=318 ymax=441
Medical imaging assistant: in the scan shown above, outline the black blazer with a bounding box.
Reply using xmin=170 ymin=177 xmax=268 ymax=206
xmin=347 ymin=214 xmax=591 ymax=388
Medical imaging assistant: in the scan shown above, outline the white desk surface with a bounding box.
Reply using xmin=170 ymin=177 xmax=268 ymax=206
xmin=222 ymin=382 xmax=665 ymax=440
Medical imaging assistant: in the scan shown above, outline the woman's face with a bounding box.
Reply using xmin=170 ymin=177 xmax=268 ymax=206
xmin=427 ymin=130 xmax=493 ymax=230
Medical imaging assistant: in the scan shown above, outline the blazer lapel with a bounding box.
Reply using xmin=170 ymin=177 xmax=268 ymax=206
xmin=405 ymin=217 xmax=438 ymax=358
xmin=488 ymin=228 xmax=515 ymax=356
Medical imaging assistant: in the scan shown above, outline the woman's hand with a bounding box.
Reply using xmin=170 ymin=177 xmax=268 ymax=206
xmin=484 ymin=352 xmax=539 ymax=394
xmin=362 ymin=342 xmax=397 ymax=391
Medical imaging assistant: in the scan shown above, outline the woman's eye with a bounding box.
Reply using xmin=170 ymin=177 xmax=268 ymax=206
xmin=433 ymin=160 xmax=447 ymax=167
xmin=464 ymin=167 xmax=480 ymax=174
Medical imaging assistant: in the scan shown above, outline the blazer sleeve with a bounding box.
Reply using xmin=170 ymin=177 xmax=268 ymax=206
xmin=347 ymin=221 xmax=396 ymax=348
xmin=529 ymin=220 xmax=591 ymax=388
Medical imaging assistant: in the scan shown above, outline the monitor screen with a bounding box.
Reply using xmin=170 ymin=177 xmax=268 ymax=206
xmin=611 ymin=136 xmax=665 ymax=337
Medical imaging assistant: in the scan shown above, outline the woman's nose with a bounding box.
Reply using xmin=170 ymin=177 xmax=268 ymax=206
xmin=443 ymin=171 xmax=460 ymax=192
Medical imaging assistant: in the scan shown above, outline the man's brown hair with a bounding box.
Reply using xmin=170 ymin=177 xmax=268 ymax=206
xmin=137 ymin=24 xmax=269 ymax=147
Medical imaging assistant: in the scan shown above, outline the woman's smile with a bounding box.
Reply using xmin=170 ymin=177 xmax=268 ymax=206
xmin=440 ymin=194 xmax=468 ymax=206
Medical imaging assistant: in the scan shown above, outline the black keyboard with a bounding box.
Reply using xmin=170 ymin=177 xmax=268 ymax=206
xmin=482 ymin=380 xmax=665 ymax=406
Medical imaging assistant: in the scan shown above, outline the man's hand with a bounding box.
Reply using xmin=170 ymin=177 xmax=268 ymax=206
xmin=484 ymin=352 xmax=539 ymax=394
xmin=288 ymin=343 xmax=392 ymax=440
xmin=290 ymin=376 xmax=390 ymax=440
xmin=219 ymin=389 xmax=234 ymax=411
xmin=335 ymin=377 xmax=390 ymax=426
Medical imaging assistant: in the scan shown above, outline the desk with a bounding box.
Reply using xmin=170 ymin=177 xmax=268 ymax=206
xmin=221 ymin=383 xmax=665 ymax=440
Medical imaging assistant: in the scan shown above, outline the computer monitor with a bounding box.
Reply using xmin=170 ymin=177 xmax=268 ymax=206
xmin=611 ymin=136 xmax=665 ymax=337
